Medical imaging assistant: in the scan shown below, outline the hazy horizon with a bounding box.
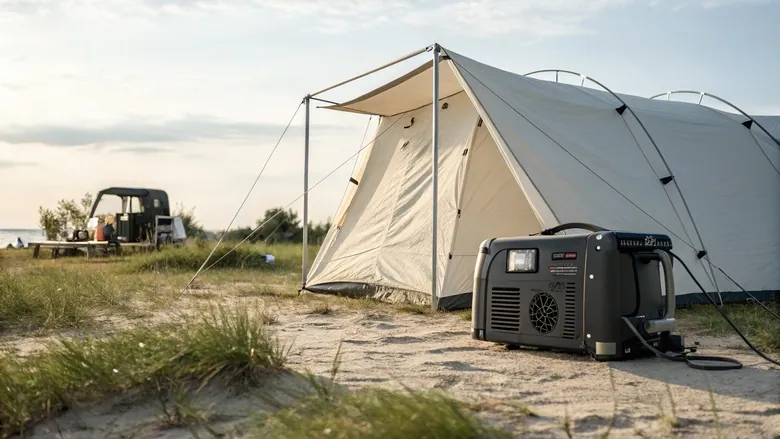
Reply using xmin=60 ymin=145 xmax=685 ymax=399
xmin=2 ymin=0 xmax=779 ymax=230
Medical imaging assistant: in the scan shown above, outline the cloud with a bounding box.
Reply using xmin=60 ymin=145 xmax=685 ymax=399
xmin=0 ymin=159 xmax=37 ymax=169
xmin=2 ymin=0 xmax=774 ymax=36
xmin=0 ymin=115 xmax=350 ymax=147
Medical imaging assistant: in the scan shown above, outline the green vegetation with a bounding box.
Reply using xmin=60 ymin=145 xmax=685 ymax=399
xmin=219 ymin=207 xmax=331 ymax=245
xmin=173 ymin=203 xmax=207 ymax=239
xmin=677 ymin=302 xmax=780 ymax=353
xmin=0 ymin=304 xmax=286 ymax=437
xmin=257 ymin=387 xmax=514 ymax=439
xmin=125 ymin=241 xmax=310 ymax=273
xmin=37 ymin=191 xmax=93 ymax=240
xmin=0 ymin=266 xmax=132 ymax=331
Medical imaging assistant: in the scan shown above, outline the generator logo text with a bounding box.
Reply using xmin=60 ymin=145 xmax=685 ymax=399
xmin=618 ymin=237 xmax=672 ymax=248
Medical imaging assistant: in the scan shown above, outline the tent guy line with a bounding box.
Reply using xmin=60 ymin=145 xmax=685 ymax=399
xmin=223 ymin=115 xmax=379 ymax=270
xmin=333 ymin=115 xmax=374 ymax=223
xmin=450 ymin=56 xmax=724 ymax=298
xmin=180 ymin=101 xmax=303 ymax=294
xmin=180 ymin=107 xmax=413 ymax=285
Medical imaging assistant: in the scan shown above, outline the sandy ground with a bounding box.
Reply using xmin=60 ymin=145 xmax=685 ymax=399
xmin=276 ymin=306 xmax=780 ymax=438
xmin=5 ymin=296 xmax=780 ymax=439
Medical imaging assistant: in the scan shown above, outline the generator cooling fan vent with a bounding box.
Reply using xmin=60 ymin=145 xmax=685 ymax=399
xmin=529 ymin=292 xmax=558 ymax=334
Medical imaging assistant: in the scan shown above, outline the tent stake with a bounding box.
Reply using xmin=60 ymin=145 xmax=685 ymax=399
xmin=431 ymin=44 xmax=440 ymax=310
xmin=302 ymin=95 xmax=311 ymax=289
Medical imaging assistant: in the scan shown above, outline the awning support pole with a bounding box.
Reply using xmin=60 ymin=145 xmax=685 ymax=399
xmin=302 ymin=95 xmax=311 ymax=289
xmin=431 ymin=44 xmax=440 ymax=310
xmin=311 ymin=47 xmax=428 ymax=97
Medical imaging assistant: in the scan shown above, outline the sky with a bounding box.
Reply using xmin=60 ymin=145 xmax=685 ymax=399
xmin=1 ymin=0 xmax=778 ymax=230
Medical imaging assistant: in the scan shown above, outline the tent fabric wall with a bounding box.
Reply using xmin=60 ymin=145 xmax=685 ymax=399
xmin=306 ymin=92 xmax=480 ymax=300
xmin=440 ymin=122 xmax=542 ymax=302
xmin=306 ymin=46 xmax=780 ymax=309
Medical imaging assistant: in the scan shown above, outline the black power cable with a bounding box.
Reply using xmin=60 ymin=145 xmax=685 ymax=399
xmin=621 ymin=317 xmax=743 ymax=371
xmin=666 ymin=250 xmax=780 ymax=368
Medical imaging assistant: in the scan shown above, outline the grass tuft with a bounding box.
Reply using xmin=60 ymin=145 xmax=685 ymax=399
xmin=256 ymin=387 xmax=514 ymax=439
xmin=0 ymin=304 xmax=285 ymax=437
xmin=0 ymin=266 xmax=131 ymax=331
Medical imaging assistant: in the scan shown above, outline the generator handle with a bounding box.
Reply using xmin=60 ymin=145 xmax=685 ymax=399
xmin=538 ymin=222 xmax=608 ymax=236
xmin=643 ymin=249 xmax=677 ymax=334
xmin=655 ymin=249 xmax=675 ymax=319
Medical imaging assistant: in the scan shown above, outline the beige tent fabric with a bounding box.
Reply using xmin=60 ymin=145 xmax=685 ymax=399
xmin=306 ymin=92 xmax=479 ymax=296
xmin=322 ymin=61 xmax=465 ymax=117
xmin=441 ymin=123 xmax=543 ymax=296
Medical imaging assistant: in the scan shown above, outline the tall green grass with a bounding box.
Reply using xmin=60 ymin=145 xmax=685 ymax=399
xmin=0 ymin=266 xmax=131 ymax=330
xmin=125 ymin=242 xmax=317 ymax=273
xmin=0 ymin=304 xmax=286 ymax=437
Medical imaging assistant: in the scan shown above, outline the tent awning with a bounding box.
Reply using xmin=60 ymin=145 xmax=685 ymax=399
xmin=320 ymin=60 xmax=465 ymax=117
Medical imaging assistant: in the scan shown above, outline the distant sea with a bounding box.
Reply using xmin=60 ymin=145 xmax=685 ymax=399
xmin=1 ymin=229 xmax=45 ymax=248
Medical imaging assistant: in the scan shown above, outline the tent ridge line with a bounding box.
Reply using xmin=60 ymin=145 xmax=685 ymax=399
xmin=524 ymin=69 xmax=721 ymax=295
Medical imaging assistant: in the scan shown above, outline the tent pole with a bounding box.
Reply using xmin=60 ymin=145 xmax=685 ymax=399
xmin=302 ymin=95 xmax=311 ymax=289
xmin=311 ymin=47 xmax=428 ymax=97
xmin=431 ymin=44 xmax=440 ymax=310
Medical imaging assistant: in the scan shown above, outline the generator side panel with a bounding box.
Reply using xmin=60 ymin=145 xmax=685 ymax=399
xmin=479 ymin=236 xmax=587 ymax=352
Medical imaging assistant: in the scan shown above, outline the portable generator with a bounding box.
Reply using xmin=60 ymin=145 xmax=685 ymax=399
xmin=471 ymin=223 xmax=686 ymax=361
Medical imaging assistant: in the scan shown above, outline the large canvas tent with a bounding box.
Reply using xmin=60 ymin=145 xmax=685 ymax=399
xmin=303 ymin=45 xmax=780 ymax=310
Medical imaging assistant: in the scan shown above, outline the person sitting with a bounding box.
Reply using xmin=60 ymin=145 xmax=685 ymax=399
xmin=15 ymin=237 xmax=24 ymax=249
xmin=103 ymin=218 xmax=117 ymax=244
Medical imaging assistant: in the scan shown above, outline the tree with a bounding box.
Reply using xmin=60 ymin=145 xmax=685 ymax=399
xmin=255 ymin=208 xmax=302 ymax=244
xmin=38 ymin=192 xmax=94 ymax=240
xmin=173 ymin=204 xmax=206 ymax=240
xmin=217 ymin=207 xmax=331 ymax=245
xmin=307 ymin=218 xmax=332 ymax=245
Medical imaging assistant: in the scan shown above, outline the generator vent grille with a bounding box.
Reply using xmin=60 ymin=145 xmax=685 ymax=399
xmin=489 ymin=287 xmax=521 ymax=332
xmin=562 ymin=282 xmax=577 ymax=339
xmin=529 ymin=292 xmax=558 ymax=334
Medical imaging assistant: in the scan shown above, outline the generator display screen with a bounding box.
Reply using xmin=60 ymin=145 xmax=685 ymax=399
xmin=507 ymin=249 xmax=538 ymax=273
